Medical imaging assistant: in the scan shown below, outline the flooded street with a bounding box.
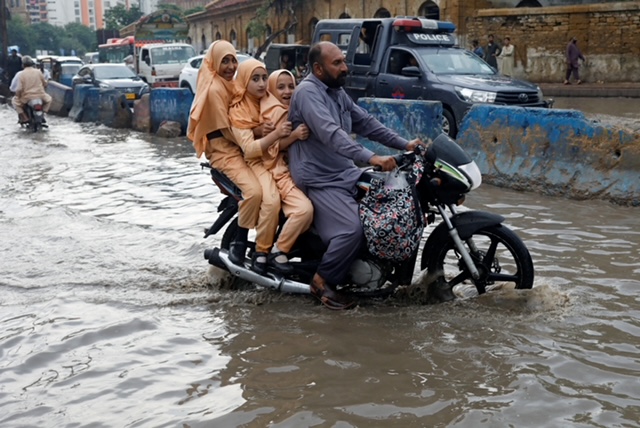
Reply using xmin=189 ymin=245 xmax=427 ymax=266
xmin=552 ymin=97 xmax=640 ymax=132
xmin=1 ymin=104 xmax=639 ymax=427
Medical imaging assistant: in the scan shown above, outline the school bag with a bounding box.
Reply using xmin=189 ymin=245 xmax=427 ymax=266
xmin=359 ymin=157 xmax=425 ymax=262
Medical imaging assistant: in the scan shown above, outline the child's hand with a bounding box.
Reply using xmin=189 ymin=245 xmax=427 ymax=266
xmin=262 ymin=121 xmax=275 ymax=136
xmin=295 ymin=124 xmax=309 ymax=140
xmin=278 ymin=121 xmax=292 ymax=138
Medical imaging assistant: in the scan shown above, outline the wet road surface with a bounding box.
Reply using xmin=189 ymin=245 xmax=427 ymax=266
xmin=1 ymin=105 xmax=639 ymax=427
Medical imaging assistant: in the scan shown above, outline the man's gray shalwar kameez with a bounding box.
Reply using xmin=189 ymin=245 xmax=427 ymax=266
xmin=288 ymin=74 xmax=408 ymax=285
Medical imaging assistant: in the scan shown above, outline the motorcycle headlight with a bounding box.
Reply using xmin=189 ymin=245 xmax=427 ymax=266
xmin=99 ymin=82 xmax=110 ymax=89
xmin=456 ymin=87 xmax=497 ymax=103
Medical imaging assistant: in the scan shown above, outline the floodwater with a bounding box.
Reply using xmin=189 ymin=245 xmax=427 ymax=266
xmin=552 ymin=97 xmax=640 ymax=132
xmin=1 ymin=105 xmax=639 ymax=427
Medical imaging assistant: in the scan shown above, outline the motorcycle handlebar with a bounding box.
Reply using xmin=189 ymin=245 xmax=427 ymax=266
xmin=372 ymin=152 xmax=413 ymax=172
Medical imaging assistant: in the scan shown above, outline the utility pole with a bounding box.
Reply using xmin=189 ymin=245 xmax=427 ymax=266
xmin=0 ymin=0 xmax=8 ymax=70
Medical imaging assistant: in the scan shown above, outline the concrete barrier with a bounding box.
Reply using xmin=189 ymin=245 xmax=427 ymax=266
xmin=356 ymin=98 xmax=443 ymax=155
xmin=132 ymin=94 xmax=151 ymax=133
xmin=69 ymin=85 xmax=131 ymax=127
xmin=456 ymin=105 xmax=640 ymax=206
xmin=149 ymin=88 xmax=193 ymax=135
xmin=68 ymin=84 xmax=93 ymax=122
xmin=46 ymin=81 xmax=73 ymax=117
xmin=97 ymin=89 xmax=132 ymax=129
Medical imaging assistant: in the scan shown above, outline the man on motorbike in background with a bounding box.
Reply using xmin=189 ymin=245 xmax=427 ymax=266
xmin=11 ymin=55 xmax=52 ymax=124
xmin=287 ymin=41 xmax=424 ymax=309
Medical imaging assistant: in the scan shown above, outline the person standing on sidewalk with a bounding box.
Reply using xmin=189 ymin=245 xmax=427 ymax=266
xmin=564 ymin=37 xmax=586 ymax=85
xmin=471 ymin=39 xmax=484 ymax=58
xmin=498 ymin=37 xmax=515 ymax=76
xmin=484 ymin=34 xmax=501 ymax=71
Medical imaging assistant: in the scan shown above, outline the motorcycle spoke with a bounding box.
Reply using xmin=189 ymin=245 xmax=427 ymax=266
xmin=447 ymin=270 xmax=471 ymax=287
xmin=481 ymin=238 xmax=499 ymax=268
xmin=487 ymin=272 xmax=520 ymax=283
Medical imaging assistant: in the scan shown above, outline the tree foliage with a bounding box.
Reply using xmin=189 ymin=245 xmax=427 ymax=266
xmin=104 ymin=5 xmax=144 ymax=31
xmin=185 ymin=6 xmax=205 ymax=16
xmin=7 ymin=17 xmax=98 ymax=56
xmin=248 ymin=0 xmax=303 ymax=58
xmin=155 ymin=3 xmax=182 ymax=13
xmin=7 ymin=17 xmax=34 ymax=54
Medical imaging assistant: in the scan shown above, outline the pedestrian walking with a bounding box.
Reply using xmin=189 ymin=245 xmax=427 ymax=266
xmin=564 ymin=36 xmax=586 ymax=85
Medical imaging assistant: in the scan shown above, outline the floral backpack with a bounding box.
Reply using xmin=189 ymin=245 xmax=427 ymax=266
xmin=359 ymin=156 xmax=425 ymax=262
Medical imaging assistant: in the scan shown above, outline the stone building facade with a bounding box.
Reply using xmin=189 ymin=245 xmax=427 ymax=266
xmin=186 ymin=0 xmax=640 ymax=82
xmin=465 ymin=1 xmax=640 ymax=82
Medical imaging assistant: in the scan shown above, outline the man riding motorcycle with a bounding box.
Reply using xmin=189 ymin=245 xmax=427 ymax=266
xmin=11 ymin=55 xmax=52 ymax=124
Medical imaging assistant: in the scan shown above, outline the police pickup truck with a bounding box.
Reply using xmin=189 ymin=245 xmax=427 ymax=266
xmin=312 ymin=17 xmax=553 ymax=137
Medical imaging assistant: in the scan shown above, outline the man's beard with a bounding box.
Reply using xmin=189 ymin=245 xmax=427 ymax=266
xmin=322 ymin=68 xmax=347 ymax=88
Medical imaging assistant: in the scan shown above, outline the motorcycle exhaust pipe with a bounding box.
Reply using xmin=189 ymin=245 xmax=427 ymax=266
xmin=204 ymin=248 xmax=312 ymax=295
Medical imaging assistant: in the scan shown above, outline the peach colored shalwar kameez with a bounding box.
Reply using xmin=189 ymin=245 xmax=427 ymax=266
xmin=187 ymin=41 xmax=263 ymax=234
xmin=228 ymin=59 xmax=281 ymax=253
xmin=259 ymin=69 xmax=313 ymax=253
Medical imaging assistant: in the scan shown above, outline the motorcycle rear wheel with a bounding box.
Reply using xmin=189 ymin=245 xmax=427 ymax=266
xmin=421 ymin=224 xmax=534 ymax=296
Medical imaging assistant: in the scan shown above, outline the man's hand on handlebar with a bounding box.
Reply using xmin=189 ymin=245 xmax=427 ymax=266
xmin=370 ymin=155 xmax=397 ymax=172
xmin=406 ymin=138 xmax=432 ymax=152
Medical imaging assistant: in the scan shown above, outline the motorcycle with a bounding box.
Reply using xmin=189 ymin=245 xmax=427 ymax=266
xmin=21 ymin=98 xmax=47 ymax=133
xmin=201 ymin=133 xmax=534 ymax=303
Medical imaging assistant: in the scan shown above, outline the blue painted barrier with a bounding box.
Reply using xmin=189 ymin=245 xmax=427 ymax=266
xmin=68 ymin=84 xmax=93 ymax=122
xmin=456 ymin=104 xmax=640 ymax=206
xmin=83 ymin=88 xmax=101 ymax=123
xmin=149 ymin=88 xmax=193 ymax=135
xmin=46 ymin=81 xmax=73 ymax=117
xmin=97 ymin=89 xmax=133 ymax=129
xmin=356 ymin=98 xmax=443 ymax=155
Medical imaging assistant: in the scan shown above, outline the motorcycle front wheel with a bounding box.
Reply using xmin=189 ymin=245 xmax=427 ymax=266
xmin=421 ymin=224 xmax=534 ymax=296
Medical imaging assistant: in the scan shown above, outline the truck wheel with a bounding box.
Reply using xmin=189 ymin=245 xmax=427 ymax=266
xmin=181 ymin=82 xmax=193 ymax=94
xmin=442 ymin=109 xmax=458 ymax=138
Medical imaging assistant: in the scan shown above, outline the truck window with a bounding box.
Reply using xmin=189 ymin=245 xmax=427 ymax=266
xmin=151 ymin=46 xmax=196 ymax=65
xmin=337 ymin=33 xmax=351 ymax=48
xmin=387 ymin=50 xmax=420 ymax=74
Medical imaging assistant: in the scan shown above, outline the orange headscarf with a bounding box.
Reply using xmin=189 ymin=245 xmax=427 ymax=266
xmin=260 ymin=69 xmax=296 ymax=126
xmin=229 ymin=58 xmax=266 ymax=130
xmin=187 ymin=40 xmax=237 ymax=158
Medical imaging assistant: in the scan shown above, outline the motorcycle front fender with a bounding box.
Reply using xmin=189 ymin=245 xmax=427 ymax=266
xmin=447 ymin=211 xmax=505 ymax=241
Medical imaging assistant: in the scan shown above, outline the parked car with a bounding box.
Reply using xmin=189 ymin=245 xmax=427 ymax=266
xmin=72 ymin=63 xmax=150 ymax=106
xmin=179 ymin=52 xmax=251 ymax=94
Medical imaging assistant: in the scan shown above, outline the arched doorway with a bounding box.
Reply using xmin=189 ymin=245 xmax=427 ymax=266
xmin=286 ymin=20 xmax=297 ymax=44
xmin=418 ymin=1 xmax=440 ymax=20
xmin=309 ymin=18 xmax=318 ymax=42
xmin=374 ymin=8 xmax=391 ymax=18
xmin=215 ymin=32 xmax=222 ymax=41
xmin=516 ymin=0 xmax=542 ymax=6
xmin=201 ymin=33 xmax=206 ymax=52
xmin=230 ymin=29 xmax=237 ymax=48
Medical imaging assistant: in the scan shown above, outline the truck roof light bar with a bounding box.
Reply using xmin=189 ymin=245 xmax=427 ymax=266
xmin=393 ymin=17 xmax=456 ymax=33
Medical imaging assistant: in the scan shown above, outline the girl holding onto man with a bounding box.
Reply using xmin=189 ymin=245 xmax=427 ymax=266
xmin=229 ymin=60 xmax=313 ymax=275
xmin=187 ymin=41 xmax=274 ymax=269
